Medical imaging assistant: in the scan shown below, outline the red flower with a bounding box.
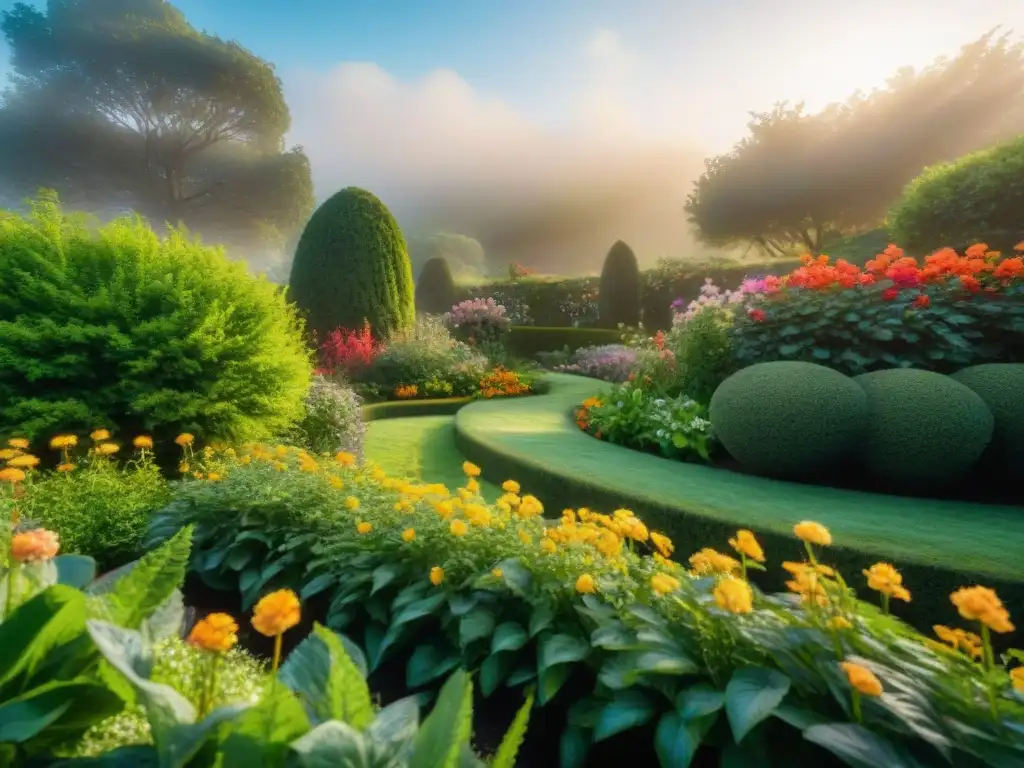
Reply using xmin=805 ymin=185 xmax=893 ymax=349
xmin=748 ymin=308 xmax=766 ymax=322
xmin=912 ymin=294 xmax=930 ymax=309
xmin=882 ymin=288 xmax=899 ymax=301
xmin=960 ymin=275 xmax=981 ymax=293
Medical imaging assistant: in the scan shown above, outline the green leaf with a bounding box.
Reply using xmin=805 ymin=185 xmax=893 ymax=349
xmin=141 ymin=592 xmax=185 ymax=642
xmin=870 ymin=327 xmax=894 ymax=341
xmin=391 ymin=593 xmax=446 ymax=628
xmin=103 ymin=526 xmax=193 ymax=630
xmin=493 ymin=559 xmax=531 ymax=594
xmin=675 ymin=683 xmax=724 ymax=720
xmin=778 ymin=343 xmax=800 ymax=356
xmin=367 ymin=696 xmax=419 ymax=747
xmin=220 ymin=683 xmax=310 ymax=768
xmin=654 ymin=712 xmax=703 ymax=768
xmin=371 ymin=563 xmax=404 ymax=595
xmin=459 ymin=608 xmax=496 ymax=647
xmin=803 ymin=723 xmax=907 ymax=768
xmin=597 ymin=653 xmax=640 ymax=690
xmin=407 ymin=643 xmax=461 ymax=689
xmin=528 ymin=604 xmax=555 ymax=638
xmin=54 ymin=555 xmax=97 ymax=589
xmin=410 ymin=670 xmax=473 ymax=768
xmin=559 ymin=727 xmax=589 ymax=768
xmin=593 ymin=690 xmax=656 ymax=742
xmin=480 ymin=653 xmax=515 ymax=698
xmin=538 ymin=633 xmax=590 ymax=674
xmin=0 ymin=687 xmax=72 ymax=743
xmin=724 ymin=667 xmax=791 ymax=743
xmin=288 ymin=721 xmax=371 ymax=767
xmin=590 ymin=622 xmax=635 ymax=650
xmin=635 ymin=648 xmax=698 ymax=676
xmin=491 ymin=622 xmax=528 ymax=654
xmin=537 ymin=663 xmax=571 ymax=706
xmin=300 ymin=574 xmax=336 ymax=600
xmin=490 ymin=692 xmax=533 ymax=768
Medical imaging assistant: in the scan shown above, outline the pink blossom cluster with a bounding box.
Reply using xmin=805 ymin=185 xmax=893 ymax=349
xmin=445 ymin=297 xmax=511 ymax=330
xmin=671 ymin=278 xmax=761 ymax=326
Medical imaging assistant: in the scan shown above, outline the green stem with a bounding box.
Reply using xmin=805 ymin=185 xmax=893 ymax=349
xmin=851 ymin=689 xmax=862 ymax=724
xmin=272 ymin=633 xmax=283 ymax=673
xmin=981 ymin=624 xmax=994 ymax=672
xmin=4 ymin=563 xmax=17 ymax=620
xmin=198 ymin=653 xmax=221 ymax=719
xmin=803 ymin=541 xmax=818 ymax=566
xmin=880 ymin=593 xmax=890 ymax=616
xmin=831 ymin=629 xmax=844 ymax=661
xmin=740 ymin=553 xmax=748 ymax=582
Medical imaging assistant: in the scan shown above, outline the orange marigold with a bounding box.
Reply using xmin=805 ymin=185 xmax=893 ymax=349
xmin=187 ymin=613 xmax=239 ymax=653
xmin=251 ymin=589 xmax=301 ymax=637
xmin=11 ymin=528 xmax=60 ymax=563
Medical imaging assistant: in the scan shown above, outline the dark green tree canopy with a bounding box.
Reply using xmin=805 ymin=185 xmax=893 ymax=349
xmin=415 ymin=256 xmax=459 ymax=315
xmin=685 ymin=31 xmax=1024 ymax=256
xmin=289 ymin=187 xmax=415 ymax=340
xmin=598 ymin=239 xmax=640 ymax=328
xmin=0 ymin=0 xmax=313 ymax=249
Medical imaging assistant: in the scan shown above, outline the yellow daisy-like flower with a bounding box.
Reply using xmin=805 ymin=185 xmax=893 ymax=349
xmin=728 ymin=529 xmax=765 ymax=563
xmin=329 ymin=476 xmax=344 ymax=490
xmin=0 ymin=467 xmax=26 ymax=484
xmin=207 ymin=472 xmax=222 ymax=482
xmin=430 ymin=566 xmax=445 ymax=586
xmin=90 ymin=429 xmax=110 ymax=442
xmin=502 ymin=479 xmax=520 ymax=494
xmin=7 ymin=438 xmax=29 ymax=450
xmin=840 ymin=661 xmax=883 ymax=697
xmin=345 ymin=496 xmax=360 ymax=511
xmin=650 ymin=531 xmax=674 ymax=559
xmin=335 ymin=451 xmax=356 ymax=467
xmin=450 ymin=520 xmax=469 ymax=537
xmin=462 ymin=461 xmax=481 ymax=477
xmin=651 ymin=573 xmax=681 ymax=595
xmin=0 ymin=449 xmax=19 ymax=461
xmin=357 ymin=521 xmax=372 ymax=535
xmin=174 ymin=433 xmax=195 ymax=447
xmin=491 ymin=568 xmax=503 ymax=579
xmin=827 ymin=616 xmax=853 ymax=631
xmin=11 ymin=528 xmax=60 ymax=563
xmin=688 ymin=548 xmax=741 ymax=576
xmin=575 ymin=574 xmax=597 ymax=594
xmin=7 ymin=454 xmax=40 ymax=469
xmin=713 ymin=577 xmax=753 ymax=614
xmin=251 ymin=589 xmax=301 ymax=637
xmin=793 ymin=521 xmax=831 ymax=547
xmin=540 ymin=538 xmax=557 ymax=554
xmin=518 ymin=530 xmax=533 ymax=546
xmin=863 ymin=562 xmax=911 ymax=602
xmin=950 ymin=586 xmax=1015 ymax=634
xmin=57 ymin=463 xmax=76 ymax=473
xmin=187 ymin=613 xmax=239 ymax=653
xmin=133 ymin=436 xmax=154 ymax=450
xmin=49 ymin=435 xmax=78 ymax=450
xmin=402 ymin=528 xmax=417 ymax=542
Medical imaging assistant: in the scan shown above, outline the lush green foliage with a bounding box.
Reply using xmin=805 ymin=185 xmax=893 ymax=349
xmin=287 ymin=377 xmax=366 ymax=459
xmin=709 ymin=362 xmax=868 ymax=480
xmin=951 ymin=363 xmax=1024 ymax=471
xmin=414 ymin=256 xmax=459 ymax=315
xmin=289 ymin=187 xmax=415 ymax=341
xmin=16 ymin=453 xmax=170 ymax=572
xmin=598 ymin=240 xmax=641 ymax=328
xmin=854 ymin=369 xmax=994 ymax=488
xmin=666 ymin=307 xmax=737 ymax=404
xmin=889 ymin=134 xmax=1024 ymax=253
xmin=506 ymin=326 xmax=623 ymax=360
xmin=0 ymin=196 xmax=312 ymax=446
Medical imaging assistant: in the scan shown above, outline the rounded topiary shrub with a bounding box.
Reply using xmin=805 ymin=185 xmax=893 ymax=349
xmin=709 ymin=362 xmax=867 ymax=479
xmin=289 ymin=186 xmax=415 ymax=340
xmin=888 ymin=134 xmax=1024 ymax=253
xmin=950 ymin=364 xmax=1024 ymax=471
xmin=0 ymin=195 xmax=311 ymax=447
xmin=415 ymin=256 xmax=458 ymax=315
xmin=854 ymin=369 xmax=994 ymax=487
xmin=598 ymin=240 xmax=640 ymax=328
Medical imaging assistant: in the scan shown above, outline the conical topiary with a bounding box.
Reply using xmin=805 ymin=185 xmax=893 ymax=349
xmin=289 ymin=187 xmax=415 ymax=340
xmin=598 ymin=240 xmax=640 ymax=328
xmin=415 ymin=256 xmax=459 ymax=315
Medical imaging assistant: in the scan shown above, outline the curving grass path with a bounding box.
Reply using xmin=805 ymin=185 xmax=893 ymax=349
xmin=453 ymin=373 xmax=1024 ymax=630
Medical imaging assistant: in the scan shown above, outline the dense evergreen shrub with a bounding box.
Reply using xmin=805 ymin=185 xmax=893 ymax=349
xmin=0 ymin=195 xmax=311 ymax=447
xmin=949 ymin=363 xmax=1024 ymax=472
xmin=414 ymin=256 xmax=458 ymax=314
xmin=598 ymin=240 xmax=641 ymax=328
xmin=854 ymin=369 xmax=994 ymax=488
xmin=289 ymin=186 xmax=415 ymax=340
xmin=889 ymin=135 xmax=1024 ymax=253
xmin=709 ymin=362 xmax=868 ymax=479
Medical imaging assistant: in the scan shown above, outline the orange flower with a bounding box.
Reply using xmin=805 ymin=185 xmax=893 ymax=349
xmin=793 ymin=521 xmax=831 ymax=547
xmin=7 ymin=438 xmax=29 ymax=450
xmin=96 ymin=443 xmax=120 ymax=455
xmin=950 ymin=586 xmax=1015 ymax=634
xmin=11 ymin=528 xmax=60 ymax=563
xmin=133 ymin=436 xmax=154 ymax=450
xmin=251 ymin=589 xmax=301 ymax=637
xmin=187 ymin=613 xmax=239 ymax=652
xmin=7 ymin=454 xmax=40 ymax=469
xmin=840 ymin=662 xmax=883 ymax=697
xmin=430 ymin=566 xmax=445 ymax=585
xmin=0 ymin=467 xmax=25 ymax=484
xmin=728 ymin=529 xmax=765 ymax=563
xmin=175 ymin=433 xmax=195 ymax=447
xmin=90 ymin=429 xmax=110 ymax=442
xmin=57 ymin=463 xmax=76 ymax=473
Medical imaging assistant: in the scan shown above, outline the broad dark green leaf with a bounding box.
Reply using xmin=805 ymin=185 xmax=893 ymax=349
xmin=371 ymin=563 xmax=404 ymax=595
xmin=635 ymin=648 xmax=698 ymax=676
xmin=54 ymin=555 xmax=97 ymax=589
xmin=300 ymin=573 xmax=336 ymax=600
xmin=528 ymin=604 xmax=555 ymax=638
xmin=559 ymin=727 xmax=590 ymax=768
xmin=480 ymin=653 xmax=515 ymax=697
xmin=537 ymin=663 xmax=571 ymax=706
xmin=410 ymin=670 xmax=473 ymax=768
xmin=219 ymin=684 xmax=310 ymax=767
xmin=675 ymin=683 xmax=724 ymax=720
xmin=654 ymin=712 xmax=702 ymax=768
xmin=407 ymin=643 xmax=461 ymax=689
xmin=538 ymin=633 xmax=590 ymax=673
xmin=803 ymin=723 xmax=908 ymax=768
xmin=491 ymin=622 xmax=528 ymax=654
xmin=724 ymin=667 xmax=791 ymax=743
xmin=391 ymin=593 xmax=446 ymax=627
xmin=593 ymin=690 xmax=656 ymax=742
xmin=590 ymin=622 xmax=636 ymax=650
xmin=459 ymin=608 xmax=496 ymax=647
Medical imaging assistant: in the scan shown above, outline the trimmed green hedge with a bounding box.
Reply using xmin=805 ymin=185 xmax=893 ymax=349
xmin=506 ymin=326 xmax=623 ymax=359
xmin=360 ymin=397 xmax=472 ymax=422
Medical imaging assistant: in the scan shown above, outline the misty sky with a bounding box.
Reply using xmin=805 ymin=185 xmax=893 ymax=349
xmin=1 ymin=0 xmax=1023 ymax=266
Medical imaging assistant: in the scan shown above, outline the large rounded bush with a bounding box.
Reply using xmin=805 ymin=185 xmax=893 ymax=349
xmin=888 ymin=135 xmax=1024 ymax=253
xmin=598 ymin=240 xmax=641 ymax=328
xmin=415 ymin=256 xmax=458 ymax=315
xmin=950 ymin=364 xmax=1024 ymax=471
xmin=709 ymin=362 xmax=867 ymax=479
xmin=854 ymin=369 xmax=994 ymax=487
xmin=289 ymin=187 xmax=415 ymax=340
xmin=0 ymin=196 xmax=311 ymax=446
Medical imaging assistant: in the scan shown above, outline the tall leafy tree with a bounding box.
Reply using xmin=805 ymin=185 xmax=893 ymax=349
xmin=0 ymin=0 xmax=313 ymax=245
xmin=685 ymin=31 xmax=1024 ymax=255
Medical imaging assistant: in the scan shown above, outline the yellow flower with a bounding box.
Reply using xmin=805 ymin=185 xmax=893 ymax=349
xmin=950 ymin=586 xmax=1015 ymax=633
xmin=187 ymin=613 xmax=239 ymax=653
xmin=793 ymin=521 xmax=831 ymax=546
xmin=335 ymin=451 xmax=356 ymax=467
xmin=728 ymin=529 xmax=765 ymax=563
xmin=651 ymin=573 xmax=681 ymax=595
xmin=713 ymin=577 xmax=753 ymax=614
xmin=465 ymin=504 xmax=491 ymax=526
xmin=329 ymin=475 xmax=344 ymax=490
xmin=650 ymin=531 xmax=674 ymax=559
xmin=450 ymin=520 xmax=469 ymax=537
xmin=933 ymin=625 xmax=983 ymax=659
xmin=465 ymin=478 xmax=480 ymax=493
xmin=11 ymin=528 xmax=60 ymax=563
xmin=0 ymin=449 xmax=19 ymax=461
xmin=402 ymin=528 xmax=417 ymax=542
xmin=628 ymin=520 xmax=650 ymax=542
xmin=785 ymin=569 xmax=829 ymax=608
xmin=502 ymin=479 xmax=520 ymax=494
xmin=434 ymin=500 xmax=454 ymax=519
xmin=57 ymin=463 xmax=76 ymax=473
xmin=0 ymin=467 xmax=26 ymax=484
xmin=575 ymin=574 xmax=597 ymax=594
xmin=90 ymin=429 xmax=110 ymax=442
xmin=463 ymin=461 xmax=481 ymax=477
xmin=492 ymin=568 xmax=503 ymax=579
xmin=1011 ymin=667 xmax=1024 ymax=694
xmin=251 ymin=589 xmax=301 ymax=637
xmin=540 ymin=538 xmax=557 ymax=554
xmin=175 ymin=433 xmax=195 ymax=447
xmin=518 ymin=530 xmax=533 ymax=546
xmin=49 ymin=435 xmax=78 ymax=450
xmin=863 ymin=563 xmax=911 ymax=602
xmin=357 ymin=521 xmax=373 ymax=535
xmin=207 ymin=472 xmax=222 ymax=482
xmin=827 ymin=616 xmax=853 ymax=631
xmin=430 ymin=566 xmax=445 ymax=586
xmin=345 ymin=496 xmax=360 ymax=511
xmin=133 ymin=436 xmax=154 ymax=450
xmin=688 ymin=548 xmax=741 ymax=576
xmin=7 ymin=438 xmax=29 ymax=450
xmin=7 ymin=454 xmax=40 ymax=469
xmin=840 ymin=662 xmax=883 ymax=697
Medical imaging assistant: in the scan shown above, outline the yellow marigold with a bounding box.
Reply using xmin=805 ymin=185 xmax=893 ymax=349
xmin=863 ymin=562 xmax=911 ymax=602
xmin=933 ymin=625 xmax=983 ymax=659
xmin=357 ymin=521 xmax=373 ymax=535
xmin=518 ymin=530 xmax=533 ymax=546
xmin=465 ymin=504 xmax=491 ymax=526
xmin=517 ymin=495 xmax=544 ymax=519
xmin=179 ymin=462 xmax=191 ymax=474
xmin=251 ymin=589 xmax=301 ymax=637
xmin=187 ymin=613 xmax=238 ymax=653
xmin=575 ymin=573 xmax=597 ymax=594
xmin=950 ymin=586 xmax=1015 ymax=634
xmin=402 ymin=528 xmax=417 ymax=542
xmin=649 ymin=531 xmax=674 ymax=558
xmin=502 ymin=480 xmax=520 ymax=494
xmin=450 ymin=520 xmax=469 ymax=537
xmin=49 ymin=435 xmax=78 ymax=450
xmin=434 ymin=500 xmax=454 ymax=519
xmin=728 ymin=529 xmax=765 ymax=563
xmin=793 ymin=521 xmax=831 ymax=547
xmin=840 ymin=661 xmax=883 ymax=697
xmin=207 ymin=472 xmax=222 ymax=482
xmin=0 ymin=449 xmax=18 ymax=461
xmin=540 ymin=538 xmax=557 ymax=554
xmin=7 ymin=454 xmax=40 ymax=469
xmin=345 ymin=496 xmax=360 ymax=511
xmin=0 ymin=467 xmax=26 ymax=484
xmin=713 ymin=577 xmax=753 ymax=614
xmin=651 ymin=573 xmax=681 ymax=595
xmin=688 ymin=548 xmax=741 ymax=576
xmin=430 ymin=566 xmax=445 ymax=586
xmin=628 ymin=520 xmax=650 ymax=542
xmin=334 ymin=451 xmax=355 ymax=467
xmin=492 ymin=568 xmax=503 ymax=579
xmin=90 ymin=429 xmax=110 ymax=442
xmin=371 ymin=468 xmax=386 ymax=482
xmin=329 ymin=476 xmax=344 ymax=490
xmin=11 ymin=528 xmax=60 ymax=563
xmin=827 ymin=616 xmax=853 ymax=631
xmin=7 ymin=438 xmax=29 ymax=450
xmin=133 ymin=436 xmax=154 ymax=450
xmin=595 ymin=529 xmax=622 ymax=558
xmin=786 ymin=569 xmax=829 ymax=608
xmin=175 ymin=433 xmax=195 ymax=447
xmin=782 ymin=561 xmax=834 ymax=578
xmin=462 ymin=461 xmax=481 ymax=477
xmin=95 ymin=442 xmax=120 ymax=456
xmin=57 ymin=463 xmax=76 ymax=473
xmin=1011 ymin=667 xmax=1024 ymax=694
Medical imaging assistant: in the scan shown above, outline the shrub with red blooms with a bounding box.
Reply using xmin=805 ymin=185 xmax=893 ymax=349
xmin=319 ymin=322 xmax=380 ymax=375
